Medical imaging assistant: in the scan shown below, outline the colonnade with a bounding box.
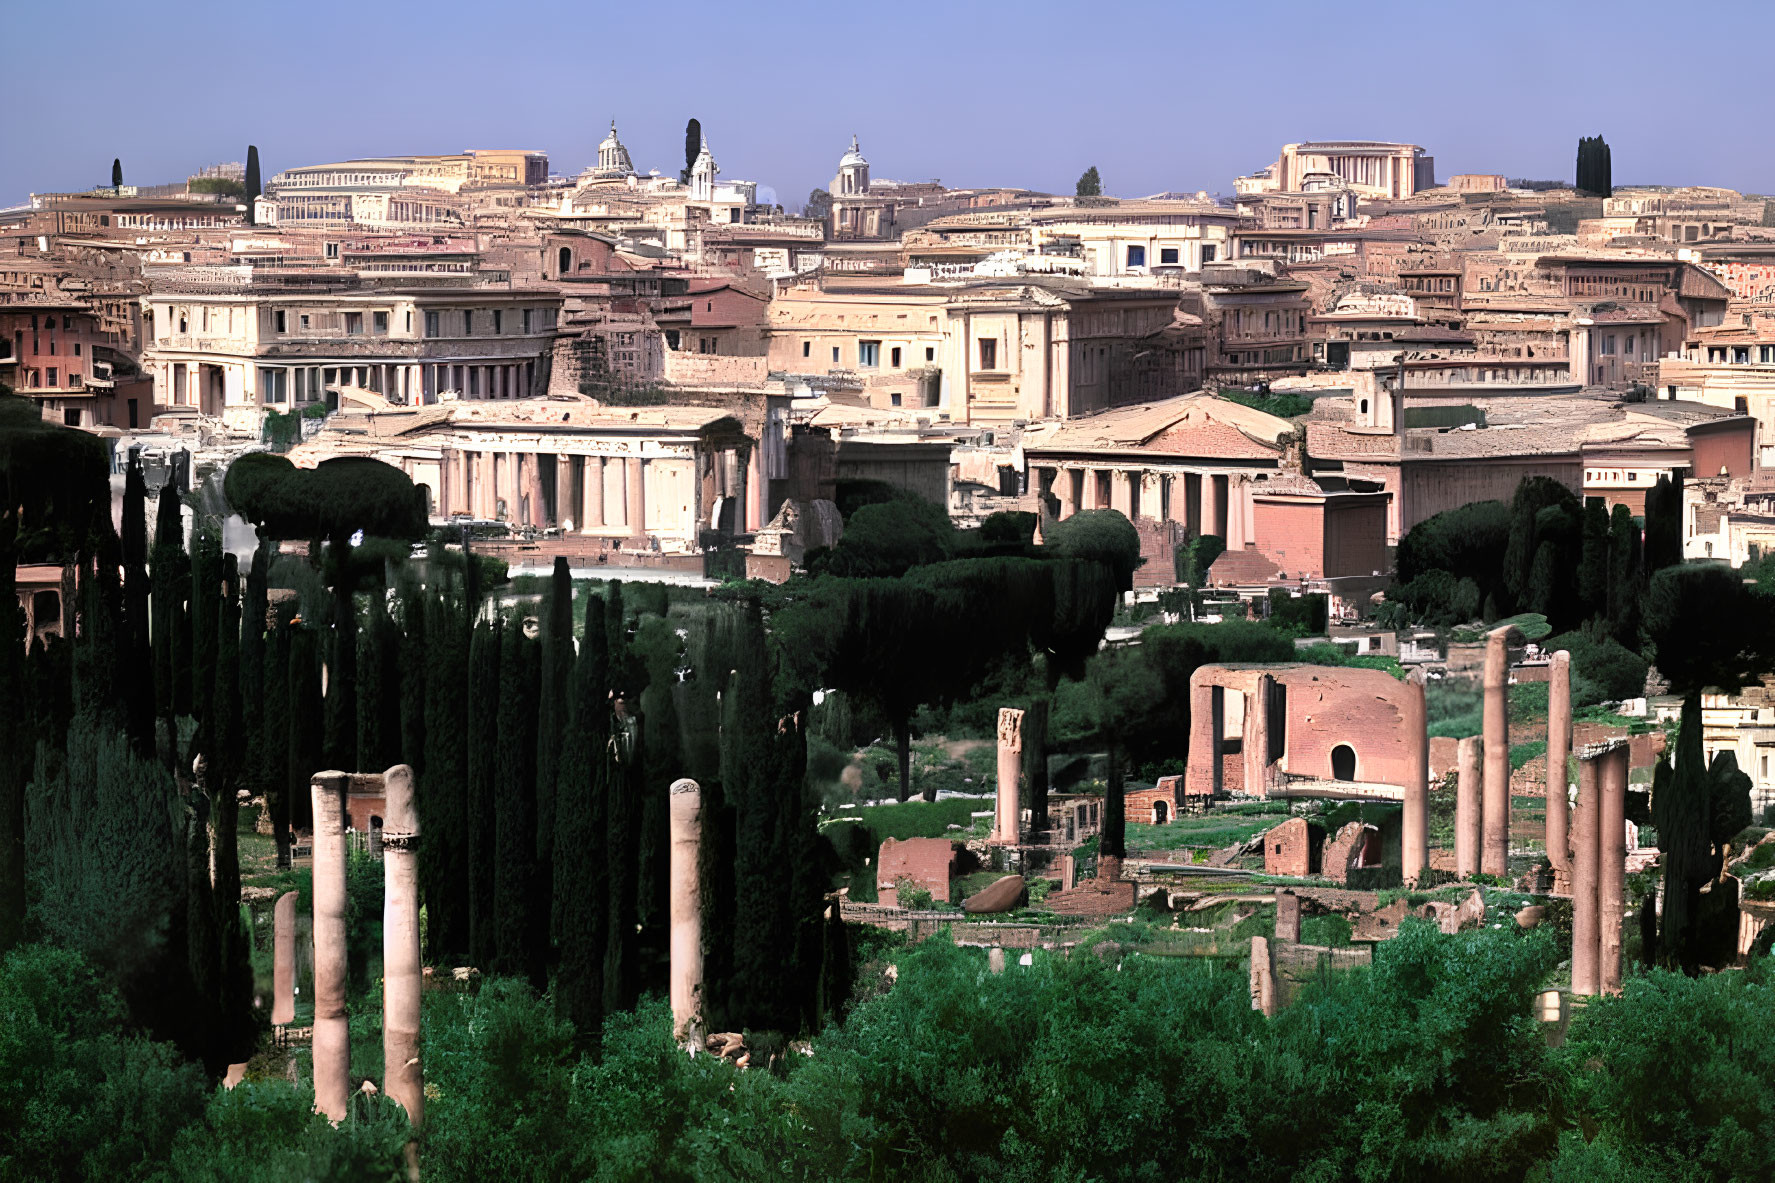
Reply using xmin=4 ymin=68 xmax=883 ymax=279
xmin=1036 ymin=463 xmax=1257 ymax=548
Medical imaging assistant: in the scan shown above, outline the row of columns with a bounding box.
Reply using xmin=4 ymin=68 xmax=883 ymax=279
xmin=1043 ymin=465 xmax=1256 ymax=548
xmin=448 ymin=450 xmax=649 ymax=536
xmin=308 ymin=768 xmax=423 ymax=1133
xmin=1572 ymin=744 xmax=1629 ymax=996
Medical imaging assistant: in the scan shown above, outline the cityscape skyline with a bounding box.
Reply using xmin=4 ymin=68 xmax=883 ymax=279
xmin=6 ymin=0 xmax=1770 ymax=208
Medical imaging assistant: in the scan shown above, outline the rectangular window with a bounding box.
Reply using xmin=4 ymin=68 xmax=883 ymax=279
xmin=1160 ymin=247 xmax=1179 ymax=265
xmin=406 ymin=310 xmax=413 ymax=333
xmin=832 ymin=346 xmax=840 ymax=364
xmin=859 ymin=340 xmax=881 ymax=367
xmin=373 ymin=310 xmax=388 ymax=335
xmin=299 ymin=314 xmax=310 ymax=332
xmin=926 ymin=347 xmax=935 ymax=362
xmin=803 ymin=340 xmax=811 ymax=358
xmin=522 ymin=309 xmax=532 ymax=334
xmin=345 ymin=312 xmax=363 ymax=336
xmin=493 ymin=309 xmax=503 ymax=334
xmin=978 ymin=337 xmax=998 ymax=369
xmin=468 ymin=368 xmax=480 ymax=396
xmin=1201 ymin=245 xmax=1217 ymax=264
xmin=462 ymin=310 xmax=473 ymax=335
xmin=891 ymin=346 xmax=902 ymax=368
xmin=1126 ymin=245 xmax=1146 ymax=268
xmin=425 ymin=311 xmax=439 ymax=338
xmin=324 ymin=241 xmax=339 ymax=260
xmin=274 ymin=310 xmax=287 ymax=334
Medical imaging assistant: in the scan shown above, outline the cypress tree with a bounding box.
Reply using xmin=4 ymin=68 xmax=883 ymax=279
xmin=466 ymin=620 xmax=501 ymax=968
xmin=190 ymin=525 xmax=222 ymax=735
xmin=555 ymin=593 xmax=609 ymax=1041
xmin=605 ymin=698 xmax=642 ymax=1015
xmin=534 ymin=558 xmax=573 ymax=932
xmin=120 ymin=454 xmax=155 ymax=753
xmin=1075 ymin=166 xmax=1102 ymax=198
xmin=421 ymin=590 xmax=470 ymax=959
xmin=636 ymin=665 xmax=680 ymax=988
xmin=494 ymin=625 xmax=543 ymax=987
xmin=398 ymin=580 xmax=426 ymax=775
xmin=1577 ymin=496 xmax=1610 ymax=614
xmin=262 ymin=609 xmax=292 ymax=867
xmin=1644 ymin=475 xmax=1683 ymax=574
xmin=287 ymin=624 xmax=323 ymax=837
xmin=152 ymin=484 xmax=192 ymax=749
xmin=210 ymin=554 xmax=256 ymax=1066
xmin=1024 ymin=697 xmax=1050 ymax=833
xmin=245 ymin=146 xmax=261 ymax=222
xmin=241 ymin=543 xmax=268 ymax=795
xmin=1608 ymin=504 xmax=1642 ymax=645
xmin=111 ymin=158 xmax=123 ymax=189
xmin=322 ymin=541 xmax=357 ymax=773
xmin=1102 ymin=746 xmax=1127 ymax=861
xmin=682 ymin=119 xmax=701 ymax=182
xmin=357 ymin=592 xmax=401 ymax=772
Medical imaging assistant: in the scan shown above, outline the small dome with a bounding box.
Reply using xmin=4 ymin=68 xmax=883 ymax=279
xmin=838 ymin=134 xmax=867 ymax=169
xmin=598 ymin=120 xmax=622 ymax=151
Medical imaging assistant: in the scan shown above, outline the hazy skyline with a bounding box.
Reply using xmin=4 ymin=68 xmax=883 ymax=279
xmin=6 ymin=0 xmax=1769 ymax=209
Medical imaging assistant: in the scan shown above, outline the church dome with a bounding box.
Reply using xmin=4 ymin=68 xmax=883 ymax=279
xmin=838 ymin=135 xmax=868 ymax=169
xmin=598 ymin=120 xmax=622 ymax=152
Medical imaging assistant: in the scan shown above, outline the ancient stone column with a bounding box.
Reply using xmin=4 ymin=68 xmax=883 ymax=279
xmin=987 ymin=947 xmax=1005 ymax=974
xmin=1455 ymin=736 xmax=1483 ymax=879
xmin=1249 ymin=934 xmax=1277 ymax=1017
xmin=1546 ymin=650 xmax=1573 ymax=877
xmin=1401 ymin=672 xmax=1430 ymax=885
xmin=382 ymin=765 xmax=422 ymax=1128
xmin=1059 ymin=853 xmax=1076 ymax=892
xmin=272 ymin=890 xmax=297 ymax=1026
xmin=1599 ymin=744 xmax=1628 ymax=996
xmin=993 ymin=708 xmax=1024 ymax=845
xmin=1571 ymin=752 xmax=1602 ymax=997
xmin=669 ymin=778 xmax=704 ymax=1044
xmin=310 ymin=771 xmax=351 ymax=1123
xmin=1481 ymin=626 xmax=1511 ymax=877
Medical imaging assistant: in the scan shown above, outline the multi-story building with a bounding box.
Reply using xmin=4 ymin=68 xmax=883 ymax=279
xmin=140 ymin=269 xmax=562 ymax=432
xmin=1238 ymin=142 xmax=1434 ymax=201
xmin=1178 ymin=270 xmax=1312 ymax=387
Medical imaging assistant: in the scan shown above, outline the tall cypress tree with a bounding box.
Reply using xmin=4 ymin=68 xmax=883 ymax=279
xmin=244 ymin=146 xmax=261 ymax=222
xmin=682 ymin=119 xmax=701 ymax=183
xmin=322 ymin=541 xmax=357 ymax=773
xmin=555 ymin=593 xmax=609 ymax=1042
xmin=152 ymin=484 xmax=192 ymax=752
xmin=466 ymin=620 xmax=502 ymax=968
xmin=605 ymin=697 xmax=642 ymax=1016
xmin=111 ymin=158 xmax=123 ymax=190
xmin=1577 ymin=496 xmax=1610 ymax=613
xmin=398 ymin=579 xmax=426 ymax=775
xmin=1608 ymin=503 xmax=1642 ymax=645
xmin=494 ymin=625 xmax=543 ymax=987
xmin=357 ymin=592 xmax=401 ymax=772
xmin=190 ymin=525 xmax=222 ymax=737
xmin=120 ymin=455 xmax=155 ymax=753
xmin=421 ymin=590 xmax=469 ymax=959
xmin=287 ymin=624 xmax=323 ymax=837
xmin=1644 ymin=474 xmax=1683 ymax=575
xmin=210 ymin=553 xmax=256 ymax=1066
xmin=534 ymin=558 xmax=573 ymax=936
xmin=262 ymin=608 xmax=293 ymax=867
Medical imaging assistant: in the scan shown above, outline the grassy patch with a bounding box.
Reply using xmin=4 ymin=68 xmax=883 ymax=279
xmin=1299 ymin=913 xmax=1352 ymax=947
xmin=1126 ymin=812 xmax=1277 ymax=852
xmin=841 ymin=797 xmax=988 ymax=842
xmin=1510 ymin=740 xmax=1546 ymax=771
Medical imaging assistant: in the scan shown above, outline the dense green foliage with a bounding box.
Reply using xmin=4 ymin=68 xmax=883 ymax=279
xmin=1577 ymin=134 xmax=1613 ymax=197
xmin=1075 ymin=166 xmax=1101 ymax=197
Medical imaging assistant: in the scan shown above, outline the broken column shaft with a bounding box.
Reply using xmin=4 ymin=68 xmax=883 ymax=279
xmin=1402 ymin=673 xmax=1430 ymax=885
xmin=1571 ymin=752 xmax=1602 ymax=996
xmin=1546 ymin=651 xmax=1572 ymax=879
xmin=310 ymin=771 xmax=350 ymax=1123
xmin=669 ymin=778 xmax=704 ymax=1044
xmin=993 ymin=708 xmax=1024 ymax=845
xmin=272 ymin=889 xmax=296 ymax=1027
xmin=382 ymin=764 xmax=422 ymax=1128
xmin=1455 ymin=736 xmax=1483 ymax=879
xmin=1481 ymin=627 xmax=1511 ymax=877
xmin=1599 ymin=744 xmax=1628 ymax=996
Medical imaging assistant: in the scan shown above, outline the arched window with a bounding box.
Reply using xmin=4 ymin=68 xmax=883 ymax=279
xmin=1152 ymin=800 xmax=1169 ymax=825
xmin=1331 ymin=744 xmax=1357 ymax=781
xmin=558 ymin=246 xmax=572 ymax=276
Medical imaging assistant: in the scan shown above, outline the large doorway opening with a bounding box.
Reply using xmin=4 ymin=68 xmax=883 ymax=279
xmin=1330 ymin=744 xmax=1357 ymax=781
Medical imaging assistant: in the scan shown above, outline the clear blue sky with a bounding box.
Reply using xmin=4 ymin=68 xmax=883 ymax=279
xmin=5 ymin=0 xmax=1768 ymax=209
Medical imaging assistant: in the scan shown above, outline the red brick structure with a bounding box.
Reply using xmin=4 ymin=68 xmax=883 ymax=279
xmin=1124 ymin=775 xmax=1184 ymax=826
xmin=876 ymin=837 xmax=963 ymax=906
xmin=1043 ymin=877 xmax=1138 ymax=916
xmin=1185 ymin=663 xmax=1428 ymax=803
xmin=1322 ymin=821 xmax=1383 ymax=885
xmin=1263 ymin=816 xmax=1325 ymax=877
xmin=344 ymin=773 xmax=386 ymax=833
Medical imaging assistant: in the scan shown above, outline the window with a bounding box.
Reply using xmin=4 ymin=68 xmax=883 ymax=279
xmin=324 ymin=241 xmax=339 ymax=260
xmin=462 ymin=310 xmax=473 ymax=335
xmin=425 ymin=311 xmax=439 ymax=338
xmin=493 ymin=309 xmax=503 ymax=334
xmin=72 ymin=343 xmax=80 ymax=357
xmin=891 ymin=346 xmax=902 ymax=368
xmin=1160 ymin=247 xmax=1179 ymax=265
xmin=978 ymin=337 xmax=997 ymax=369
xmin=373 ymin=311 xmax=388 ymax=335
xmin=926 ymin=347 xmax=935 ymax=362
xmin=832 ymin=346 xmax=840 ymax=364
xmin=859 ymin=340 xmax=880 ymax=367
xmin=1127 ymin=245 xmax=1146 ymax=268
xmin=406 ymin=310 xmax=413 ymax=334
xmin=345 ymin=312 xmax=363 ymax=336
xmin=299 ymin=314 xmax=310 ymax=332
xmin=468 ymin=368 xmax=480 ymax=396
xmin=558 ymin=246 xmax=572 ymax=275
xmin=802 ymin=341 xmax=811 ymax=358
xmin=890 ymin=393 xmax=902 ymax=406
xmin=274 ymin=310 xmax=287 ymax=334
xmin=1601 ymin=335 xmax=1616 ymax=356
xmin=522 ymin=309 xmax=532 ymax=334
xmin=1201 ymin=245 xmax=1216 ymax=264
